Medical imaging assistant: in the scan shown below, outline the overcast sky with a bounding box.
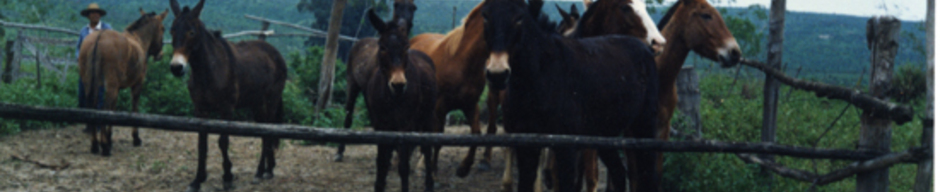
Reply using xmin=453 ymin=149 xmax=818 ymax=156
xmin=663 ymin=0 xmax=929 ymax=21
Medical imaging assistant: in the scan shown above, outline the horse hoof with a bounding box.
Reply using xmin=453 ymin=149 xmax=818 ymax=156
xmin=101 ymin=149 xmax=111 ymax=157
xmin=456 ymin=166 xmax=471 ymax=178
xmin=223 ymin=181 xmax=235 ymax=190
xmin=133 ymin=139 xmax=142 ymax=147
xmin=185 ymin=186 xmax=200 ymax=192
xmin=476 ymin=161 xmax=491 ymax=171
xmin=333 ymin=154 xmax=344 ymax=162
xmin=263 ymin=172 xmax=274 ymax=180
xmin=90 ymin=147 xmax=99 ymax=154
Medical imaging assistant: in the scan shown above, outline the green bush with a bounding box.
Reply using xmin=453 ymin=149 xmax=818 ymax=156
xmin=890 ymin=64 xmax=927 ymax=103
xmin=0 ymin=64 xmax=78 ymax=135
xmin=663 ymin=73 xmax=925 ymax=191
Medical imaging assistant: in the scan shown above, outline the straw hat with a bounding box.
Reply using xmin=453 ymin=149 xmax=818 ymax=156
xmin=80 ymin=3 xmax=107 ymax=17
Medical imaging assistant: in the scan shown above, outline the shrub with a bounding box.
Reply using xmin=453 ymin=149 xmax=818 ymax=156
xmin=889 ymin=64 xmax=926 ymax=103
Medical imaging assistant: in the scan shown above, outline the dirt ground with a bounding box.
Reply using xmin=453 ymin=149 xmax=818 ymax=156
xmin=0 ymin=124 xmax=609 ymax=192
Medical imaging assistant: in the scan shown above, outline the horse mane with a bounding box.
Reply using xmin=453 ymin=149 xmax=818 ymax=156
xmin=443 ymin=1 xmax=485 ymax=57
xmin=657 ymin=0 xmax=682 ymax=30
xmin=126 ymin=12 xmax=157 ymax=32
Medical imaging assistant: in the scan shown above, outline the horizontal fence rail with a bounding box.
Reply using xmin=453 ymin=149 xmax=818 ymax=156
xmin=0 ymin=102 xmax=915 ymax=161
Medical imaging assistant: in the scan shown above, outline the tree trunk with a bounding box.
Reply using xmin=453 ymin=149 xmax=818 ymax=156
xmin=315 ymin=0 xmax=347 ymax=116
xmin=676 ymin=66 xmax=701 ymax=138
xmin=913 ymin=0 xmax=933 ymax=191
xmin=3 ymin=40 xmax=13 ymax=83
xmin=762 ymin=0 xmax=786 ymax=188
xmin=858 ymin=16 xmax=899 ymax=192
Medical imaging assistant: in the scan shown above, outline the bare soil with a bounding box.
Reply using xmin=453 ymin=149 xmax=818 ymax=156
xmin=0 ymin=124 xmax=597 ymax=192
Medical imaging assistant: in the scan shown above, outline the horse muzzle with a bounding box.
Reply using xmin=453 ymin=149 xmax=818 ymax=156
xmin=170 ymin=54 xmax=188 ymax=77
xmin=388 ymin=71 xmax=408 ymax=95
xmin=717 ymin=39 xmax=742 ymax=68
xmin=485 ymin=52 xmax=511 ymax=90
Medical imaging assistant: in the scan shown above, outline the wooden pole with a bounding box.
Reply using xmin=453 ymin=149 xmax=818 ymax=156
xmin=35 ymin=47 xmax=40 ymax=88
xmin=258 ymin=21 xmax=270 ymax=41
xmin=677 ymin=66 xmax=702 ymax=138
xmin=857 ymin=16 xmax=899 ymax=192
xmin=315 ymin=0 xmax=347 ymax=116
xmin=763 ymin=0 xmax=786 ymax=187
xmin=913 ymin=0 xmax=933 ymax=191
xmin=2 ymin=40 xmax=13 ymax=83
xmin=452 ymin=6 xmax=457 ymax=28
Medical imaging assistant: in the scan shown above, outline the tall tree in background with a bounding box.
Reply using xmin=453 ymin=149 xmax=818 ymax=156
xmin=297 ymin=0 xmax=388 ymax=62
xmin=762 ymin=0 xmax=785 ymax=190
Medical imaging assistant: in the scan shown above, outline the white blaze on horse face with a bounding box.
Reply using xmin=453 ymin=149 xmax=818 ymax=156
xmin=630 ymin=0 xmax=666 ymax=54
xmin=170 ymin=53 xmax=189 ymax=68
xmin=486 ymin=52 xmax=510 ymax=74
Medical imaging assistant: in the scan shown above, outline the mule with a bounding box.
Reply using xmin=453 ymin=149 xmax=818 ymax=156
xmin=359 ymin=9 xmax=438 ymax=192
xmin=337 ymin=0 xmax=419 ymax=162
xmin=652 ymin=0 xmax=742 ymax=190
xmin=407 ymin=1 xmax=493 ymax=177
xmin=168 ymin=0 xmax=288 ymax=191
xmin=78 ymin=9 xmax=168 ymax=156
xmin=482 ymin=0 xmax=660 ymax=192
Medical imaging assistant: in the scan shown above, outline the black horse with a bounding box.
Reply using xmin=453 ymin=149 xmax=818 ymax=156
xmin=168 ymin=0 xmax=287 ymax=191
xmin=360 ymin=8 xmax=438 ymax=192
xmin=482 ymin=0 xmax=660 ymax=191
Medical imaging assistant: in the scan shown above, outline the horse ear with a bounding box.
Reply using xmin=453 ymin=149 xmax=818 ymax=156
xmin=169 ymin=0 xmax=181 ymax=15
xmin=555 ymin=4 xmax=570 ymax=19
xmin=367 ymin=8 xmax=387 ymax=33
xmin=570 ymin=4 xmax=579 ymax=17
xmin=192 ymin=0 xmax=206 ymax=18
xmin=527 ymin=0 xmax=544 ymax=18
xmin=140 ymin=8 xmax=147 ymax=16
xmin=159 ymin=9 xmax=169 ymax=20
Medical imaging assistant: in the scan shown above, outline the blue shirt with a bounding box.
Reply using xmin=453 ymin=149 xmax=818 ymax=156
xmin=75 ymin=22 xmax=113 ymax=58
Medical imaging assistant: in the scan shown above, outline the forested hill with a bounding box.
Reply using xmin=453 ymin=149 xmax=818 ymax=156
xmin=2 ymin=0 xmax=926 ymax=80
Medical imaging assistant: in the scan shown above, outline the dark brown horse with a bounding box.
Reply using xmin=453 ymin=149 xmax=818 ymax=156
xmin=357 ymin=8 xmax=438 ymax=192
xmin=336 ymin=0 xmax=419 ymax=162
xmin=555 ymin=4 xmax=581 ymax=37
xmin=653 ymin=0 xmax=741 ymax=190
xmin=408 ymin=1 xmax=493 ymax=177
xmin=79 ymin=9 xmax=168 ymax=156
xmin=482 ymin=0 xmax=659 ymax=192
xmin=168 ymin=0 xmax=287 ymax=191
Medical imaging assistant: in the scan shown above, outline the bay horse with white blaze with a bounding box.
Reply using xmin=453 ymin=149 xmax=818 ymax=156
xmin=357 ymin=8 xmax=438 ymax=192
xmin=482 ymin=0 xmax=659 ymax=191
xmin=168 ymin=0 xmax=287 ymax=191
xmin=79 ymin=9 xmax=168 ymax=156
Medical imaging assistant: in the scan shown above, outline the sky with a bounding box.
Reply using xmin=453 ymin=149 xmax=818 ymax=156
xmin=666 ymin=0 xmax=929 ymax=21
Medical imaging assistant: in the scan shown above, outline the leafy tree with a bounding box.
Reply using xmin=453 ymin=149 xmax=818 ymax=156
xmin=296 ymin=0 xmax=390 ymax=62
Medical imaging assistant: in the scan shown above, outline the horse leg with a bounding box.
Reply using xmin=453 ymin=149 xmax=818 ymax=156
xmin=551 ymin=147 xmax=579 ymax=192
xmin=501 ymin=148 xmax=513 ymax=192
xmin=99 ymin=87 xmax=119 ymax=157
xmin=130 ymin=85 xmax=143 ymax=146
xmin=187 ymin=131 xmax=209 ymax=192
xmin=264 ymin=137 xmax=278 ymax=179
xmin=598 ymin=149 xmax=627 ymax=192
xmin=375 ymin=144 xmax=394 ymax=192
xmin=336 ymin=84 xmax=361 ymax=162
xmin=266 ymin=96 xmax=284 ymax=179
xmin=456 ymin=106 xmax=482 ymax=177
xmin=534 ymin=148 xmax=547 ymax=192
xmin=89 ymin=126 xmax=99 ymax=154
xmin=483 ymin=90 xmax=501 ymax=171
xmin=398 ymin=145 xmax=415 ymax=192
xmin=516 ymin=147 xmax=540 ymax=192
xmin=583 ymin=149 xmax=599 ymax=192
xmin=421 ymin=144 xmax=435 ymax=192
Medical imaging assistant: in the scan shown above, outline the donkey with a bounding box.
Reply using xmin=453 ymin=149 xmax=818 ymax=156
xmin=168 ymin=0 xmax=287 ymax=191
xmin=482 ymin=0 xmax=660 ymax=191
xmin=359 ymin=9 xmax=438 ymax=192
xmin=78 ymin=9 xmax=168 ymax=156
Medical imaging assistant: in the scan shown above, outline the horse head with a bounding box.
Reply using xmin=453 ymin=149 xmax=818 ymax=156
xmin=575 ymin=0 xmax=665 ymax=55
xmin=130 ymin=8 xmax=169 ymax=61
xmin=369 ymin=9 xmax=412 ymax=95
xmin=556 ymin=4 xmax=580 ymax=36
xmin=481 ymin=0 xmax=529 ymax=90
xmin=393 ymin=0 xmax=417 ymax=32
xmin=168 ymin=0 xmax=207 ymax=77
xmin=659 ymin=0 xmax=741 ymax=67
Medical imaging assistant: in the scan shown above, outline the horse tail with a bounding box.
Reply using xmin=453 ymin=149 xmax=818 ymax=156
xmin=88 ymin=32 xmax=105 ymax=110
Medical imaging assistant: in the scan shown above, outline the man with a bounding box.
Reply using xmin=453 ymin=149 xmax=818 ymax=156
xmin=76 ymin=3 xmax=111 ymax=133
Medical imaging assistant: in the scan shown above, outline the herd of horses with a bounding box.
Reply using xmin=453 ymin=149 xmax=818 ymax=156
xmin=75 ymin=0 xmax=741 ymax=191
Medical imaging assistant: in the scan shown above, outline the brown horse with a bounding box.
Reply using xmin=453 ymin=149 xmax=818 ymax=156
xmin=408 ymin=1 xmax=492 ymax=177
xmin=652 ymin=0 xmax=741 ymax=190
xmin=359 ymin=8 xmax=438 ymax=192
xmin=78 ymin=9 xmax=168 ymax=156
xmin=168 ymin=0 xmax=288 ymax=191
xmin=336 ymin=0 xmax=419 ymax=162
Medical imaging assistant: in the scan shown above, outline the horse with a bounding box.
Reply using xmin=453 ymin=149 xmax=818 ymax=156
xmin=168 ymin=0 xmax=288 ymax=191
xmin=78 ymin=9 xmax=168 ymax=156
xmin=555 ymin=4 xmax=580 ymax=37
xmin=482 ymin=0 xmax=660 ymax=191
xmin=357 ymin=9 xmax=438 ymax=192
xmin=336 ymin=0 xmax=419 ymax=162
xmin=408 ymin=0 xmax=493 ymax=177
xmin=652 ymin=0 xmax=741 ymax=189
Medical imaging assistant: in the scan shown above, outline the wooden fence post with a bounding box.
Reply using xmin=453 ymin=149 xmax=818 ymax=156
xmin=676 ymin=66 xmax=702 ymax=138
xmin=762 ymin=0 xmax=786 ymax=188
xmin=9 ymin=32 xmax=23 ymax=82
xmin=315 ymin=0 xmax=347 ymax=116
xmin=857 ymin=16 xmax=899 ymax=192
xmin=2 ymin=40 xmax=13 ymax=83
xmin=35 ymin=46 xmax=41 ymax=88
xmin=913 ymin=0 xmax=933 ymax=191
xmin=258 ymin=21 xmax=270 ymax=41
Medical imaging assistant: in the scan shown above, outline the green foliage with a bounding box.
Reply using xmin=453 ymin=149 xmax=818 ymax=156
xmin=663 ymin=73 xmax=925 ymax=191
xmin=0 ymin=66 xmax=78 ymax=135
xmin=889 ymin=64 xmax=927 ymax=103
xmin=285 ymin=46 xmax=369 ymax=130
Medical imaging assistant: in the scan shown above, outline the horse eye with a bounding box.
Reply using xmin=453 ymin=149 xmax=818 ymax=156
xmin=187 ymin=31 xmax=195 ymax=37
xmin=701 ymin=14 xmax=712 ymax=20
